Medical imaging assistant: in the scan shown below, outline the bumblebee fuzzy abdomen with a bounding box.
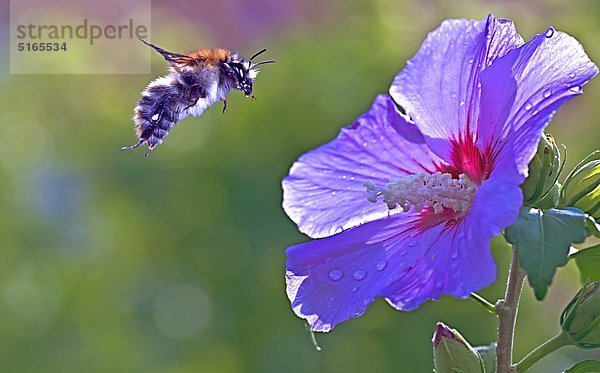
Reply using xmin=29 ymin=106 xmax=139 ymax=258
xmin=133 ymin=78 xmax=192 ymax=151
xmin=131 ymin=71 xmax=222 ymax=154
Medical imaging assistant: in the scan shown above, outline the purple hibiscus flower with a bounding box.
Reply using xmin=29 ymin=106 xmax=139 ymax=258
xmin=282 ymin=14 xmax=598 ymax=332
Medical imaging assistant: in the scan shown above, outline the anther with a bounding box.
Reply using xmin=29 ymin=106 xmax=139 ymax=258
xmin=364 ymin=172 xmax=476 ymax=214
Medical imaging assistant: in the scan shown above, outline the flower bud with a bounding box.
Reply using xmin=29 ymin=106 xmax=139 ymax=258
xmin=561 ymin=151 xmax=600 ymax=220
xmin=561 ymin=281 xmax=600 ymax=348
xmin=522 ymin=133 xmax=563 ymax=208
xmin=433 ymin=322 xmax=484 ymax=372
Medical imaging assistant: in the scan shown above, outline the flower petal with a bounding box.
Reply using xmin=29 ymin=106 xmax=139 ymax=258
xmin=390 ymin=14 xmax=524 ymax=161
xmin=383 ymin=177 xmax=522 ymax=310
xmin=285 ymin=213 xmax=443 ymax=331
xmin=477 ymin=28 xmax=599 ymax=180
xmin=282 ymin=94 xmax=443 ymax=239
xmin=286 ymin=176 xmax=522 ymax=331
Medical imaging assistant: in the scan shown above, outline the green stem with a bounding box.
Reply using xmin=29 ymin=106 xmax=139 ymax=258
xmin=514 ymin=332 xmax=572 ymax=372
xmin=496 ymin=246 xmax=526 ymax=373
xmin=470 ymin=292 xmax=496 ymax=314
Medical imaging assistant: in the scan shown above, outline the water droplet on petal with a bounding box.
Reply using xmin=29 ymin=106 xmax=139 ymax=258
xmin=376 ymin=260 xmax=387 ymax=271
xmin=362 ymin=142 xmax=368 ymax=147
xmin=569 ymin=72 xmax=576 ymax=78
xmin=331 ymin=191 xmax=337 ymax=196
xmin=543 ymin=89 xmax=552 ymax=98
xmin=545 ymin=27 xmax=555 ymax=38
xmin=328 ymin=270 xmax=343 ymax=281
xmin=400 ymin=251 xmax=407 ymax=256
xmin=468 ymin=58 xmax=474 ymax=64
xmin=451 ymin=262 xmax=459 ymax=270
xmin=353 ymin=270 xmax=367 ymax=281
xmin=436 ymin=281 xmax=444 ymax=289
xmin=524 ymin=101 xmax=533 ymax=111
xmin=570 ymin=86 xmax=581 ymax=93
xmin=451 ymin=252 xmax=459 ymax=259
xmin=350 ymin=176 xmax=356 ymax=181
xmin=341 ymin=175 xmax=347 ymax=180
xmin=352 ymin=305 xmax=367 ymax=318
xmin=459 ymin=101 xmax=465 ymax=107
xmin=408 ymin=240 xmax=417 ymax=247
xmin=352 ymin=286 xmax=359 ymax=293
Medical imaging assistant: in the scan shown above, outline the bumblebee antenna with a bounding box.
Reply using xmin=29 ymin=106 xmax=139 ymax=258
xmin=249 ymin=48 xmax=267 ymax=62
xmin=251 ymin=60 xmax=276 ymax=68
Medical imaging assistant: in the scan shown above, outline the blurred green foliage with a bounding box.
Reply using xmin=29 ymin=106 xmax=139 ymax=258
xmin=0 ymin=0 xmax=599 ymax=372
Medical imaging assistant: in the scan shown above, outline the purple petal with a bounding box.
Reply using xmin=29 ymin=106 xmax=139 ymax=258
xmin=477 ymin=28 xmax=598 ymax=180
xmin=282 ymin=95 xmax=444 ymax=239
xmin=286 ymin=175 xmax=522 ymax=331
xmin=389 ymin=15 xmax=524 ymax=161
xmin=384 ymin=177 xmax=522 ymax=310
xmin=285 ymin=212 xmax=443 ymax=331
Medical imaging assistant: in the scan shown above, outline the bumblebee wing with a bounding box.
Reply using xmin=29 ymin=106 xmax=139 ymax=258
xmin=139 ymin=38 xmax=197 ymax=66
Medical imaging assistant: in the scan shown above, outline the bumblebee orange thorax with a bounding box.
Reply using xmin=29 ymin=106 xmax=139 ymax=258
xmin=186 ymin=48 xmax=231 ymax=67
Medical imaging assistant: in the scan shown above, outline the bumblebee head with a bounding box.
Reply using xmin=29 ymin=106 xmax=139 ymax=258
xmin=225 ymin=49 xmax=275 ymax=97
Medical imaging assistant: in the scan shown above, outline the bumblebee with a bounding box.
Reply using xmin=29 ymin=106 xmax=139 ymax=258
xmin=122 ymin=39 xmax=274 ymax=156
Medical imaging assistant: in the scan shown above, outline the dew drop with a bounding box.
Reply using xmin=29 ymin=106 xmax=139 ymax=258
xmin=330 ymin=191 xmax=337 ymax=196
xmin=451 ymin=262 xmax=459 ymax=270
xmin=451 ymin=252 xmax=459 ymax=259
xmin=543 ymin=89 xmax=551 ymax=98
xmin=468 ymin=58 xmax=474 ymax=64
xmin=353 ymin=270 xmax=367 ymax=281
xmin=341 ymin=175 xmax=347 ymax=180
xmin=328 ymin=270 xmax=343 ymax=281
xmin=545 ymin=27 xmax=555 ymax=38
xmin=524 ymin=101 xmax=533 ymax=111
xmin=350 ymin=176 xmax=356 ymax=181
xmin=459 ymin=101 xmax=465 ymax=107
xmin=352 ymin=305 xmax=367 ymax=318
xmin=436 ymin=281 xmax=444 ymax=289
xmin=570 ymin=86 xmax=581 ymax=93
xmin=362 ymin=142 xmax=368 ymax=147
xmin=569 ymin=72 xmax=576 ymax=78
xmin=408 ymin=240 xmax=417 ymax=247
xmin=400 ymin=251 xmax=407 ymax=256
xmin=376 ymin=260 xmax=387 ymax=271
xmin=352 ymin=286 xmax=359 ymax=293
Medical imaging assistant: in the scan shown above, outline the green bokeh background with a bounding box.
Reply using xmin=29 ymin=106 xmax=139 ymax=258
xmin=1 ymin=0 xmax=599 ymax=372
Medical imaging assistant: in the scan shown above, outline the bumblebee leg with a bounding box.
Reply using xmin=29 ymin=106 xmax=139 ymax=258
xmin=222 ymin=98 xmax=227 ymax=113
xmin=121 ymin=139 xmax=144 ymax=151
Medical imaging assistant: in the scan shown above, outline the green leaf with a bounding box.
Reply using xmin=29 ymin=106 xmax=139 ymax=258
xmin=571 ymin=244 xmax=600 ymax=284
xmin=474 ymin=343 xmax=496 ymax=373
xmin=585 ymin=215 xmax=600 ymax=238
xmin=505 ymin=207 xmax=588 ymax=300
xmin=565 ymin=360 xmax=600 ymax=372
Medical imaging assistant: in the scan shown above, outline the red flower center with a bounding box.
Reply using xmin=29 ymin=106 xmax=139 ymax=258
xmin=442 ymin=134 xmax=495 ymax=185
